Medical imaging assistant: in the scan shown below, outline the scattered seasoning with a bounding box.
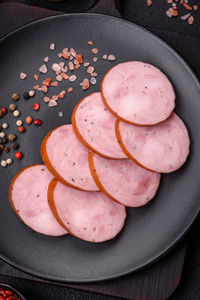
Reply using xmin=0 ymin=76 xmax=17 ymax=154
xmin=103 ymin=54 xmax=107 ymax=60
xmin=147 ymin=0 xmax=152 ymax=7
xmin=76 ymin=54 xmax=83 ymax=64
xmin=56 ymin=75 xmax=63 ymax=81
xmin=188 ymin=15 xmax=194 ymax=24
xmin=44 ymin=56 xmax=49 ymax=62
xmin=8 ymin=134 xmax=16 ymax=142
xmin=82 ymin=78 xmax=90 ymax=90
xmin=193 ymin=5 xmax=198 ymax=11
xmin=9 ymin=104 xmax=16 ymax=112
xmin=87 ymin=66 xmax=95 ymax=74
xmin=48 ymin=99 xmax=58 ymax=107
xmin=15 ymin=152 xmax=23 ymax=159
xmin=33 ymin=119 xmax=43 ymax=126
xmin=58 ymin=91 xmax=66 ymax=99
xmin=44 ymin=96 xmax=50 ymax=103
xmin=18 ymin=126 xmax=25 ymax=133
xmin=13 ymin=110 xmax=20 ymax=117
xmin=42 ymin=78 xmax=52 ymax=87
xmin=108 ymin=54 xmax=116 ymax=61
xmin=4 ymin=146 xmax=10 ymax=153
xmin=23 ymin=92 xmax=30 ymax=100
xmin=20 ymin=72 xmax=27 ymax=80
xmin=69 ymin=75 xmax=77 ymax=82
xmin=1 ymin=137 xmax=7 ymax=144
xmin=51 ymin=81 xmax=58 ymax=87
xmin=7 ymin=158 xmax=13 ymax=165
xmin=68 ymin=87 xmax=73 ymax=93
xmin=1 ymin=107 xmax=7 ymax=115
xmin=88 ymin=41 xmax=94 ymax=45
xmin=61 ymin=73 xmax=69 ymax=80
xmin=93 ymin=57 xmax=98 ymax=62
xmin=16 ymin=120 xmax=23 ymax=126
xmin=39 ymin=64 xmax=48 ymax=73
xmin=50 ymin=43 xmax=55 ymax=50
xmin=1 ymin=160 xmax=7 ymax=167
xmin=69 ymin=61 xmax=74 ymax=71
xmin=0 ymin=144 xmax=4 ymax=152
xmin=58 ymin=111 xmax=63 ymax=117
xmin=12 ymin=93 xmax=20 ymax=101
xmin=84 ymin=62 xmax=90 ymax=67
xmin=11 ymin=142 xmax=18 ymax=149
xmin=0 ymin=132 xmax=5 ymax=138
xmin=2 ymin=123 xmax=8 ymax=129
xmin=34 ymin=74 xmax=39 ymax=81
xmin=90 ymin=77 xmax=97 ymax=85
xmin=26 ymin=116 xmax=33 ymax=124
xmin=33 ymin=103 xmax=40 ymax=111
xmin=29 ymin=90 xmax=35 ymax=97
xmin=0 ymin=110 xmax=3 ymax=118
xmin=92 ymin=48 xmax=99 ymax=54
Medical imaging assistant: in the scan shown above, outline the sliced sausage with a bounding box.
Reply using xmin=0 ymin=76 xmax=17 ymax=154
xmin=72 ymin=92 xmax=126 ymax=159
xmin=116 ymin=113 xmax=190 ymax=173
xmin=41 ymin=125 xmax=98 ymax=191
xmin=48 ymin=179 xmax=126 ymax=242
xmin=101 ymin=61 xmax=175 ymax=125
xmin=9 ymin=164 xmax=68 ymax=236
xmin=88 ymin=152 xmax=161 ymax=207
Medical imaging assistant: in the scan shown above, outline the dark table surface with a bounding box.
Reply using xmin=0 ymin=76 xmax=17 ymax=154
xmin=0 ymin=1 xmax=200 ymax=299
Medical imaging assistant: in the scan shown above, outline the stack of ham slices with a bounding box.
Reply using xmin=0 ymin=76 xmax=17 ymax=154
xmin=9 ymin=61 xmax=190 ymax=243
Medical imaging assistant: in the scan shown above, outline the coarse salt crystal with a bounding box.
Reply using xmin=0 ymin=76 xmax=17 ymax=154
xmin=44 ymin=96 xmax=50 ymax=103
xmin=44 ymin=56 xmax=49 ymax=63
xmin=59 ymin=111 xmax=63 ymax=117
xmin=48 ymin=99 xmax=57 ymax=107
xmin=69 ymin=61 xmax=74 ymax=70
xmin=52 ymin=63 xmax=61 ymax=72
xmin=69 ymin=75 xmax=77 ymax=82
xmin=166 ymin=9 xmax=172 ymax=17
xmin=108 ymin=55 xmax=116 ymax=61
xmin=90 ymin=77 xmax=97 ymax=85
xmin=84 ymin=62 xmax=90 ymax=67
xmin=20 ymin=72 xmax=27 ymax=80
xmin=39 ymin=64 xmax=48 ymax=73
xmin=50 ymin=43 xmax=55 ymax=50
xmin=87 ymin=66 xmax=95 ymax=74
xmin=93 ymin=57 xmax=98 ymax=63
xmin=92 ymin=48 xmax=99 ymax=54
xmin=181 ymin=13 xmax=191 ymax=20
xmin=103 ymin=55 xmax=107 ymax=60
xmin=56 ymin=75 xmax=63 ymax=81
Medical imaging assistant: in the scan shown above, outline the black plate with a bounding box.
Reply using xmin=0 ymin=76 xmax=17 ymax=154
xmin=0 ymin=14 xmax=200 ymax=283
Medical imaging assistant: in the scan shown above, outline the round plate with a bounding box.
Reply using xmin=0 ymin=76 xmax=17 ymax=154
xmin=0 ymin=14 xmax=199 ymax=283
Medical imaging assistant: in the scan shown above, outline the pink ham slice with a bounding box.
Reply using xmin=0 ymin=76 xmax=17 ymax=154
xmin=9 ymin=164 xmax=67 ymax=236
xmin=116 ymin=113 xmax=190 ymax=173
xmin=48 ymin=179 xmax=126 ymax=242
xmin=88 ymin=152 xmax=161 ymax=207
xmin=41 ymin=124 xmax=98 ymax=191
xmin=101 ymin=61 xmax=175 ymax=125
xmin=72 ymin=92 xmax=126 ymax=159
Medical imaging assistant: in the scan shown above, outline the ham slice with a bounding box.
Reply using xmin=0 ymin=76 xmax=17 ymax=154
xmin=72 ymin=92 xmax=126 ymax=159
xmin=88 ymin=152 xmax=161 ymax=207
xmin=41 ymin=125 xmax=98 ymax=191
xmin=101 ymin=61 xmax=175 ymax=125
xmin=116 ymin=113 xmax=190 ymax=173
xmin=9 ymin=164 xmax=67 ymax=236
xmin=48 ymin=179 xmax=126 ymax=242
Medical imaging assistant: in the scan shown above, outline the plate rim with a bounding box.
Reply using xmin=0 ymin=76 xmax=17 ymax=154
xmin=0 ymin=13 xmax=200 ymax=283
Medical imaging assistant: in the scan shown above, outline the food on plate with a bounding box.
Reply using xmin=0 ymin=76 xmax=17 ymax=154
xmin=41 ymin=124 xmax=99 ymax=191
xmin=9 ymin=164 xmax=67 ymax=236
xmin=72 ymin=92 xmax=126 ymax=159
xmin=88 ymin=152 xmax=161 ymax=207
xmin=101 ymin=61 xmax=175 ymax=125
xmin=48 ymin=179 xmax=126 ymax=242
xmin=116 ymin=112 xmax=190 ymax=173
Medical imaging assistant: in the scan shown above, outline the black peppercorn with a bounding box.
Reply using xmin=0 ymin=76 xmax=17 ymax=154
xmin=1 ymin=137 xmax=7 ymax=144
xmin=4 ymin=146 xmax=10 ymax=153
xmin=11 ymin=143 xmax=19 ymax=150
xmin=23 ymin=92 xmax=30 ymax=100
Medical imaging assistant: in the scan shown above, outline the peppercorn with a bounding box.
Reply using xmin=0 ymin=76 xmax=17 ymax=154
xmin=2 ymin=123 xmax=8 ymax=129
xmin=15 ymin=152 xmax=22 ymax=159
xmin=1 ymin=137 xmax=7 ymax=144
xmin=16 ymin=120 xmax=23 ymax=126
xmin=0 ymin=144 xmax=4 ymax=152
xmin=0 ymin=132 xmax=5 ymax=138
xmin=1 ymin=107 xmax=7 ymax=115
xmin=23 ymin=92 xmax=30 ymax=100
xmin=33 ymin=102 xmax=40 ymax=111
xmin=18 ymin=126 xmax=25 ymax=133
xmin=0 ymin=110 xmax=3 ymax=118
xmin=29 ymin=90 xmax=35 ymax=97
xmin=33 ymin=119 xmax=43 ymax=126
xmin=13 ymin=110 xmax=20 ymax=117
xmin=26 ymin=116 xmax=33 ymax=124
xmin=1 ymin=160 xmax=7 ymax=167
xmin=6 ymin=158 xmax=13 ymax=165
xmin=8 ymin=134 xmax=16 ymax=142
xmin=4 ymin=146 xmax=10 ymax=153
xmin=11 ymin=142 xmax=19 ymax=149
xmin=12 ymin=93 xmax=20 ymax=101
xmin=9 ymin=103 xmax=17 ymax=112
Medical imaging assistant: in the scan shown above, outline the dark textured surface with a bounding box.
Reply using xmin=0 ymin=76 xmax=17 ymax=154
xmin=0 ymin=1 xmax=200 ymax=299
